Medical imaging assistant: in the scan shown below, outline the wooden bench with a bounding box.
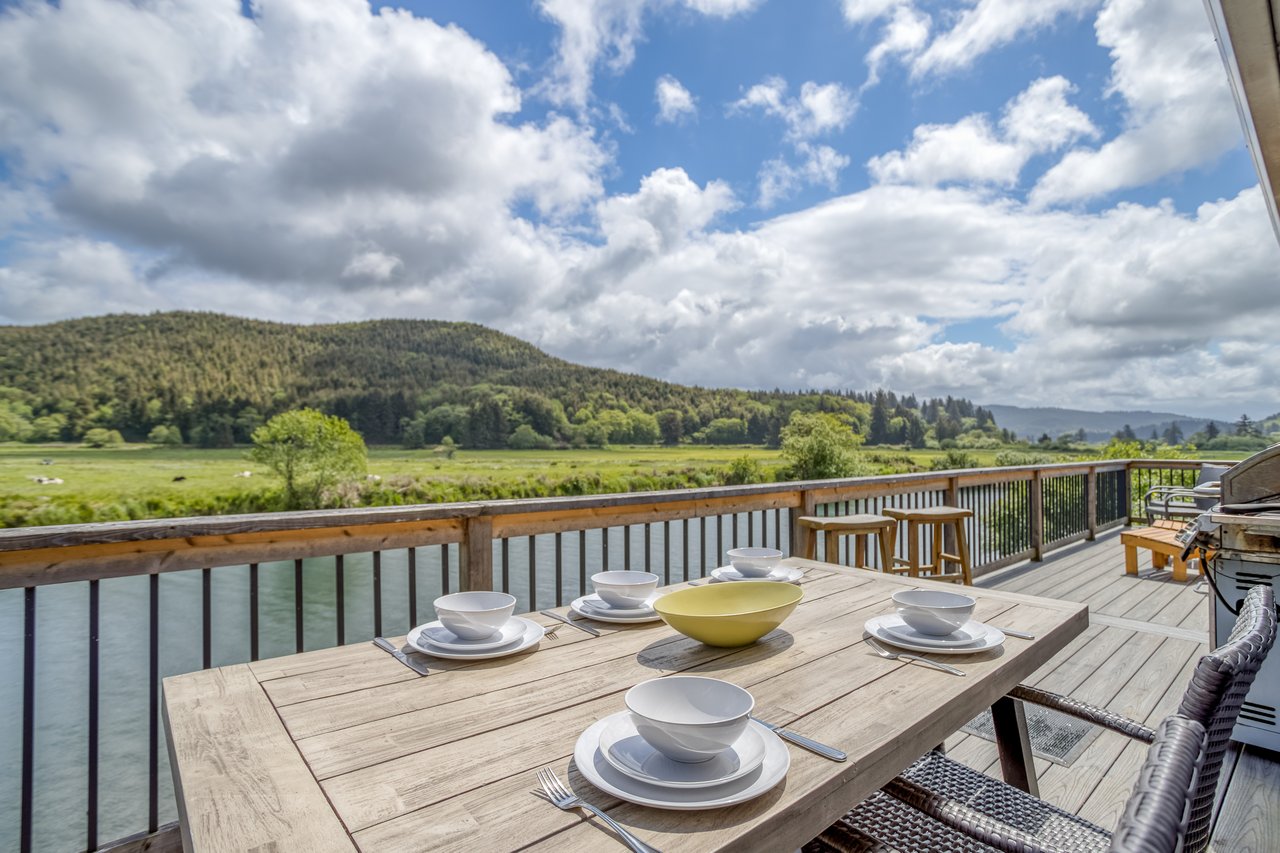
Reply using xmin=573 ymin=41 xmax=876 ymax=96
xmin=1121 ymin=525 xmax=1210 ymax=582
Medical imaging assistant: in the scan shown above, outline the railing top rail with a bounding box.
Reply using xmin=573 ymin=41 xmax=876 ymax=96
xmin=0 ymin=458 xmax=1153 ymax=553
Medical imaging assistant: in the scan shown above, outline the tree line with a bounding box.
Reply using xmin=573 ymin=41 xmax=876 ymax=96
xmin=0 ymin=311 xmax=1004 ymax=449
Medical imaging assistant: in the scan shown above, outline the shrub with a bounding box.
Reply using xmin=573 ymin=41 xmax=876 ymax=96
xmin=780 ymin=412 xmax=865 ymax=480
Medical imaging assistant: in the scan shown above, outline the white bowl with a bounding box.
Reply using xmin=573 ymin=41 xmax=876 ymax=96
xmin=726 ymin=547 xmax=784 ymax=578
xmin=891 ymin=589 xmax=976 ymax=637
xmin=592 ymin=571 xmax=660 ymax=609
xmin=625 ymin=676 xmax=754 ymax=763
xmin=433 ymin=591 xmax=516 ymax=640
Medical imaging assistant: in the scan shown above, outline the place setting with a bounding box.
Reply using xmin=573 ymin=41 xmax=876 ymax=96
xmin=564 ymin=571 xmax=666 ymax=625
xmin=568 ymin=676 xmax=792 ymax=813
xmin=863 ymin=590 xmax=1007 ymax=674
xmin=400 ymin=591 xmax=546 ymax=661
xmin=708 ymin=547 xmax=804 ymax=584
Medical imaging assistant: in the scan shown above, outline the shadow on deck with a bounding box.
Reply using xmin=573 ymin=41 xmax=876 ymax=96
xmin=960 ymin=530 xmax=1277 ymax=851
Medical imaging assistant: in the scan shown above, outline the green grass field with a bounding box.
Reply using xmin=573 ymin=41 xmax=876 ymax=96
xmin=0 ymin=442 xmax=1244 ymax=528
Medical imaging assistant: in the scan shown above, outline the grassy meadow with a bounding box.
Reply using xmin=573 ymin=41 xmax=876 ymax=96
xmin=0 ymin=442 xmax=1241 ymax=529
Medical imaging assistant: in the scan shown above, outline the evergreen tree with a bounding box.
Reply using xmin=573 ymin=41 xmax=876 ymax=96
xmin=1205 ymin=421 xmax=1220 ymax=440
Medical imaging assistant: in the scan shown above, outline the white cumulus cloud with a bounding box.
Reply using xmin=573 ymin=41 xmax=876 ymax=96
xmin=655 ymin=74 xmax=696 ymax=122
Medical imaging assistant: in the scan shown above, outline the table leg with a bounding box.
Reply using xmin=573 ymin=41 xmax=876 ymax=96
xmin=1172 ymin=552 xmax=1188 ymax=582
xmin=991 ymin=695 xmax=1039 ymax=796
xmin=1124 ymin=544 xmax=1138 ymax=575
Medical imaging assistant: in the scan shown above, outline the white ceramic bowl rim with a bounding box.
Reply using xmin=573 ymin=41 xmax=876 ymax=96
xmin=434 ymin=591 xmax=517 ymax=614
xmin=592 ymin=571 xmax=660 ymax=586
xmin=625 ymin=676 xmax=754 ymax=727
xmin=891 ymin=589 xmax=975 ymax=611
xmin=726 ymin=547 xmax=783 ymax=558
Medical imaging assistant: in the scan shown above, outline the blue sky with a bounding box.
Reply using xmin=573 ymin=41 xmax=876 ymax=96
xmin=0 ymin=0 xmax=1276 ymax=418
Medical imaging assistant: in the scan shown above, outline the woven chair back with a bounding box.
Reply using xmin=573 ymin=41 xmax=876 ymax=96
xmin=1176 ymin=585 xmax=1276 ymax=852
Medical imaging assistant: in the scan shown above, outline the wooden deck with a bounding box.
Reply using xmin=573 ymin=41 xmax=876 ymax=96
xmin=956 ymin=529 xmax=1278 ymax=851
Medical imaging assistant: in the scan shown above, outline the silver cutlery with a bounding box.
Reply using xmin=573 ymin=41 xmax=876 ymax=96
xmin=992 ymin=626 xmax=1035 ymax=640
xmin=537 ymin=767 xmax=661 ymax=853
xmin=866 ymin=637 xmax=966 ymax=676
xmin=750 ymin=716 xmax=847 ymax=761
xmin=539 ymin=609 xmax=601 ymax=636
xmin=372 ymin=637 xmax=430 ymax=676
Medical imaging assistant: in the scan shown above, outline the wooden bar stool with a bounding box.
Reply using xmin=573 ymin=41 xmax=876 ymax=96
xmin=796 ymin=514 xmax=896 ymax=572
xmin=882 ymin=506 xmax=974 ymax=585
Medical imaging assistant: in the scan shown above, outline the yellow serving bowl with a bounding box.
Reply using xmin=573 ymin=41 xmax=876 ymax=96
xmin=653 ymin=581 xmax=803 ymax=647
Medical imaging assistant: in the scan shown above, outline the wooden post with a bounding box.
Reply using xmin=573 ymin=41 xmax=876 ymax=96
xmin=1029 ymin=470 xmax=1044 ymax=562
xmin=1086 ymin=466 xmax=1098 ymax=541
xmin=460 ymin=516 xmax=493 ymax=592
xmin=791 ymin=489 xmax=818 ymax=558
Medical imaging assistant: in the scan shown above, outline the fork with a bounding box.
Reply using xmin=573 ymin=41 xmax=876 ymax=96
xmin=866 ymin=637 xmax=966 ymax=676
xmin=536 ymin=767 xmax=661 ymax=853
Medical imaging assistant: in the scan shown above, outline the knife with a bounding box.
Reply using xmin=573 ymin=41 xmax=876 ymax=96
xmin=373 ymin=637 xmax=430 ymax=676
xmin=751 ymin=717 xmax=847 ymax=762
xmin=993 ymin=626 xmax=1035 ymax=640
xmin=539 ymin=609 xmax=601 ymax=636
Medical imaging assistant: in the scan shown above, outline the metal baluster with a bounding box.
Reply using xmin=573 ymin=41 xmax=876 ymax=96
xmin=373 ymin=551 xmax=383 ymax=639
xmin=748 ymin=511 xmax=754 ymax=548
xmin=202 ymin=567 xmax=212 ymax=670
xmin=295 ymin=558 xmax=305 ymax=654
xmin=148 ymin=574 xmax=159 ymax=833
xmin=87 ymin=579 xmax=99 ymax=851
xmin=682 ymin=519 xmax=690 ymax=582
xmin=716 ymin=515 xmax=723 ymax=566
xmin=335 ymin=554 xmax=345 ymax=646
xmin=644 ymin=523 xmax=652 ymax=574
xmin=578 ymin=530 xmax=587 ymax=596
xmin=21 ymin=587 xmax=35 ymax=853
xmin=555 ymin=533 xmax=563 ymax=607
xmin=501 ymin=537 xmax=510 ymax=593
xmin=663 ymin=520 xmax=671 ymax=584
xmin=408 ymin=548 xmax=418 ymax=628
xmin=250 ymin=562 xmax=260 ymax=662
xmin=528 ymin=535 xmax=537 ymax=612
xmin=700 ymin=516 xmax=707 ymax=576
xmin=442 ymin=544 xmax=451 ymax=596
xmin=732 ymin=512 xmax=740 ymax=548
xmin=624 ymin=525 xmax=631 ymax=570
xmin=602 ymin=526 xmax=609 ymax=571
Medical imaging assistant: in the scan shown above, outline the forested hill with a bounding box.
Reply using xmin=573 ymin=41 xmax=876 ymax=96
xmin=0 ymin=312 xmax=1000 ymax=447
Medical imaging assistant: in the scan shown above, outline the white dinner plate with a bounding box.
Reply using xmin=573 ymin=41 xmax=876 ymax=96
xmin=598 ymin=712 xmax=767 ymax=789
xmin=407 ymin=616 xmax=544 ymax=660
xmin=864 ymin=614 xmax=1004 ymax=654
xmin=415 ymin=617 xmax=527 ymax=651
xmin=878 ymin=615 xmax=991 ymax=648
xmin=574 ymin=715 xmax=788 ymax=809
xmin=711 ymin=566 xmax=804 ymax=584
xmin=570 ymin=595 xmax=663 ymax=623
xmin=579 ymin=592 xmax=659 ymax=617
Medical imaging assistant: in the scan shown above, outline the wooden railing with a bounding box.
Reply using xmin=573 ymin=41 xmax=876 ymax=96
xmin=0 ymin=458 xmax=1212 ymax=852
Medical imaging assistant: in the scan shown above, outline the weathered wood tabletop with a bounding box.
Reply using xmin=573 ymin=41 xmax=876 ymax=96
xmin=163 ymin=559 xmax=1088 ymax=852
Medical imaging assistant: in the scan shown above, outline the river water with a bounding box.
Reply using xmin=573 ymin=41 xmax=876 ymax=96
xmin=0 ymin=517 xmax=781 ymax=851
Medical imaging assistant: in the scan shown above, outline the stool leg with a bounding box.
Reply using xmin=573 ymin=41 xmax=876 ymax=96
xmin=878 ymin=527 xmax=894 ymax=574
xmin=954 ymin=519 xmax=973 ymax=585
xmin=907 ymin=521 xmax=920 ymax=578
xmin=802 ymin=526 xmax=817 ymax=560
xmin=854 ymin=535 xmax=867 ymax=569
xmin=825 ymin=531 xmax=839 ymax=565
xmin=930 ymin=523 xmax=944 ymax=576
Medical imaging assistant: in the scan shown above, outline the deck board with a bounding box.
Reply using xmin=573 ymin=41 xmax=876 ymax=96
xmin=969 ymin=530 xmax=1276 ymax=851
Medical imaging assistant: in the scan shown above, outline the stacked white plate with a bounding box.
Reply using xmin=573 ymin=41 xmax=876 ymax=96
xmin=406 ymin=616 xmax=545 ymax=660
xmin=710 ymin=565 xmax=804 ymax=584
xmin=864 ymin=613 xmax=1005 ymax=654
xmin=569 ymin=593 xmax=664 ymax=623
xmin=574 ymin=712 xmax=790 ymax=809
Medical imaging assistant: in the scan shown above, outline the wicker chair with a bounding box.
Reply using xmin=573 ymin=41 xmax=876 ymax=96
xmin=806 ymin=585 xmax=1276 ymax=853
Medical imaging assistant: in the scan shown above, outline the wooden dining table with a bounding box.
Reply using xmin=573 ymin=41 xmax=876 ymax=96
xmin=163 ymin=558 xmax=1088 ymax=852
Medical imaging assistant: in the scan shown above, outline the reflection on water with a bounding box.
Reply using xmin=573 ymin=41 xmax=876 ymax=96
xmin=0 ymin=515 xmax=785 ymax=851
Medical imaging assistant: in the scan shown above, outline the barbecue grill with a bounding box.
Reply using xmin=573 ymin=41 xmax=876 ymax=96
xmin=1195 ymin=443 xmax=1280 ymax=751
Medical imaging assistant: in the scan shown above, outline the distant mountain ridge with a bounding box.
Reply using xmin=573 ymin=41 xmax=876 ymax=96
xmin=984 ymin=404 xmax=1231 ymax=442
